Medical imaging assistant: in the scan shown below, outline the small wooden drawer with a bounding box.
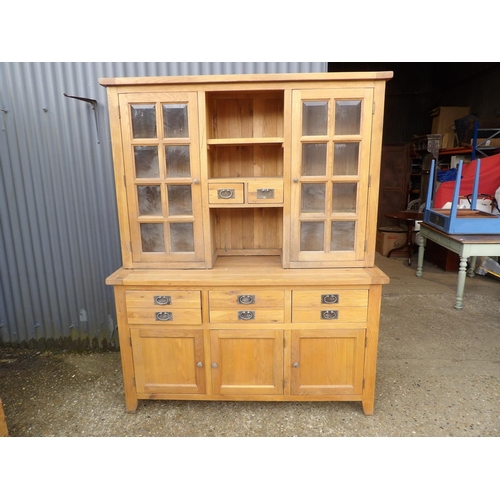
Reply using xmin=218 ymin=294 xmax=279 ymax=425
xmin=247 ymin=180 xmax=284 ymax=204
xmin=209 ymin=290 xmax=285 ymax=309
xmin=292 ymin=290 xmax=368 ymax=308
xmin=127 ymin=308 xmax=202 ymax=325
xmin=292 ymin=307 xmax=367 ymax=323
xmin=126 ymin=290 xmax=201 ymax=309
xmin=210 ymin=308 xmax=284 ymax=324
xmin=208 ymin=183 xmax=244 ymax=204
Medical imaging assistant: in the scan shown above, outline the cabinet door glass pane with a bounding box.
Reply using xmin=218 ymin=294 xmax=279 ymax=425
xmin=300 ymin=221 xmax=324 ymax=251
xmin=302 ymin=101 xmax=328 ymax=136
xmin=170 ymin=223 xmax=194 ymax=252
xmin=140 ymin=223 xmax=165 ymax=252
xmin=137 ymin=185 xmax=162 ymax=215
xmin=334 ymin=143 xmax=359 ymax=175
xmin=301 ymin=183 xmax=325 ymax=213
xmin=335 ymin=101 xmax=361 ymax=135
xmin=332 ymin=183 xmax=357 ymax=213
xmin=168 ymin=185 xmax=192 ymax=216
xmin=165 ymin=145 xmax=191 ymax=177
xmin=131 ymin=105 xmax=157 ymax=138
xmin=134 ymin=146 xmax=159 ymax=178
xmin=302 ymin=143 xmax=327 ymax=176
xmin=330 ymin=221 xmax=355 ymax=251
xmin=163 ymin=104 xmax=189 ymax=138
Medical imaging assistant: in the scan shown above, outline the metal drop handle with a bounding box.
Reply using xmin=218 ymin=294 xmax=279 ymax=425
xmin=212 ymin=363 xmax=218 ymax=369
xmin=155 ymin=311 xmax=173 ymax=321
xmin=238 ymin=310 xmax=255 ymax=321
xmin=197 ymin=362 xmax=203 ymax=368
xmin=257 ymin=188 xmax=274 ymax=199
xmin=218 ymin=188 xmax=235 ymax=199
xmin=293 ymin=362 xmax=299 ymax=368
xmin=321 ymin=310 xmax=338 ymax=320
xmin=321 ymin=294 xmax=339 ymax=304
xmin=237 ymin=294 xmax=255 ymax=305
xmin=154 ymin=295 xmax=171 ymax=305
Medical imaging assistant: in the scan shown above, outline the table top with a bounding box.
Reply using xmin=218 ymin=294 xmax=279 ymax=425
xmin=385 ymin=211 xmax=424 ymax=222
xmin=420 ymin=222 xmax=500 ymax=244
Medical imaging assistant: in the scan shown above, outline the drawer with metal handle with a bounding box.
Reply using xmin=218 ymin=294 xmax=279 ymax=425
xmin=126 ymin=308 xmax=202 ymax=325
xmin=247 ymin=180 xmax=284 ymax=204
xmin=209 ymin=308 xmax=284 ymax=324
xmin=209 ymin=290 xmax=285 ymax=309
xmin=292 ymin=306 xmax=367 ymax=323
xmin=208 ymin=183 xmax=244 ymax=204
xmin=292 ymin=289 xmax=368 ymax=308
xmin=125 ymin=290 xmax=201 ymax=309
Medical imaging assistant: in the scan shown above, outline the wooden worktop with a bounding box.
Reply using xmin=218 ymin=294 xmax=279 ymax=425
xmin=106 ymin=256 xmax=390 ymax=286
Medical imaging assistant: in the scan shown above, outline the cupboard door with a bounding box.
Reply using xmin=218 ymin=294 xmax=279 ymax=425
xmin=131 ymin=328 xmax=206 ymax=394
xmin=119 ymin=92 xmax=205 ymax=264
xmin=290 ymin=329 xmax=365 ymax=395
xmin=290 ymin=89 xmax=374 ymax=265
xmin=210 ymin=330 xmax=284 ymax=395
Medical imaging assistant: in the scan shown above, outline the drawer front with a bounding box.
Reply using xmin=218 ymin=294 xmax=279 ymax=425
xmin=292 ymin=290 xmax=368 ymax=308
xmin=208 ymin=183 xmax=244 ymax=204
xmin=209 ymin=290 xmax=285 ymax=309
xmin=127 ymin=308 xmax=202 ymax=325
xmin=126 ymin=290 xmax=201 ymax=309
xmin=247 ymin=180 xmax=284 ymax=204
xmin=292 ymin=307 xmax=367 ymax=323
xmin=210 ymin=308 xmax=284 ymax=324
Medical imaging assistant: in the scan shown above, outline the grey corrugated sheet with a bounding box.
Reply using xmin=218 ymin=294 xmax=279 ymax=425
xmin=0 ymin=62 xmax=327 ymax=348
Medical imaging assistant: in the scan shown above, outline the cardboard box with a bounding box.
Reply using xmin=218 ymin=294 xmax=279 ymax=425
xmin=471 ymin=137 xmax=500 ymax=148
xmin=376 ymin=228 xmax=407 ymax=257
xmin=431 ymin=106 xmax=470 ymax=149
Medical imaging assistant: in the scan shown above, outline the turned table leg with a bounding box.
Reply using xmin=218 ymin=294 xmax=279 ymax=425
xmin=467 ymin=256 xmax=477 ymax=278
xmin=416 ymin=235 xmax=426 ymax=278
xmin=455 ymin=256 xmax=468 ymax=310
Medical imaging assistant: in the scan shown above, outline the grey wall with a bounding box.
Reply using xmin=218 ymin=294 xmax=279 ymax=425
xmin=0 ymin=62 xmax=327 ymax=349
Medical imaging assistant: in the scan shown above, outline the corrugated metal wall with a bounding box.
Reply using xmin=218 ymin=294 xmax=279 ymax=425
xmin=0 ymin=61 xmax=327 ymax=349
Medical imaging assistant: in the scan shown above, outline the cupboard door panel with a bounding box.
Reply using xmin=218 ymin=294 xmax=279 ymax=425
xmin=290 ymin=329 xmax=365 ymax=395
xmin=119 ymin=92 xmax=205 ymax=265
xmin=210 ymin=330 xmax=283 ymax=395
xmin=290 ymin=88 xmax=374 ymax=266
xmin=131 ymin=328 xmax=206 ymax=394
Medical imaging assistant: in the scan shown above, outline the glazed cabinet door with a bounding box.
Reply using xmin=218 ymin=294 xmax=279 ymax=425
xmin=130 ymin=327 xmax=206 ymax=394
xmin=290 ymin=329 xmax=365 ymax=395
xmin=119 ymin=92 xmax=205 ymax=265
xmin=290 ymin=89 xmax=374 ymax=266
xmin=210 ymin=329 xmax=284 ymax=395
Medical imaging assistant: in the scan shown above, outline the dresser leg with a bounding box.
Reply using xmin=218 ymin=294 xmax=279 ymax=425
xmin=362 ymin=398 xmax=374 ymax=415
xmin=125 ymin=398 xmax=139 ymax=413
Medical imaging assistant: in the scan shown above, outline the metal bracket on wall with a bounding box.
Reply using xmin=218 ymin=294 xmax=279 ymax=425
xmin=63 ymin=93 xmax=100 ymax=144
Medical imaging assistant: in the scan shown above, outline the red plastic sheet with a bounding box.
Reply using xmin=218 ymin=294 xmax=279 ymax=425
xmin=434 ymin=154 xmax=500 ymax=208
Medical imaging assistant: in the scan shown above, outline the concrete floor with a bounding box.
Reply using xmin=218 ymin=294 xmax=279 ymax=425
xmin=0 ymin=253 xmax=499 ymax=437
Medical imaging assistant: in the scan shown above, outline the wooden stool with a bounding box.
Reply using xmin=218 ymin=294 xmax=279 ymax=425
xmin=0 ymin=397 xmax=8 ymax=437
